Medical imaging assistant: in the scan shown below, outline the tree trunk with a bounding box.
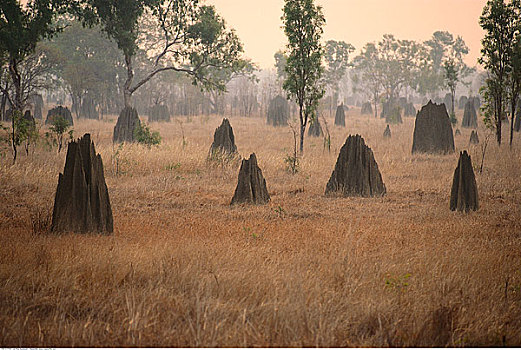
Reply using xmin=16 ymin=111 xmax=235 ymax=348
xmin=123 ymin=53 xmax=134 ymax=109
xmin=496 ymin=96 xmax=502 ymax=146
xmin=9 ymin=58 xmax=23 ymax=164
xmin=510 ymin=98 xmax=517 ymax=148
xmin=299 ymin=105 xmax=305 ymax=154
xmin=450 ymin=88 xmax=455 ymax=117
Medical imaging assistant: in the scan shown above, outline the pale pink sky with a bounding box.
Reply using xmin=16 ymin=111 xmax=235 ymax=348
xmin=206 ymin=0 xmax=487 ymax=69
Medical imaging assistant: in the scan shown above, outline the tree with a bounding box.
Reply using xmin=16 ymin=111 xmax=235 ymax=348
xmin=352 ymin=43 xmax=383 ymax=118
xmin=508 ymin=31 xmax=521 ymax=147
xmin=82 ymin=0 xmax=245 ymax=110
xmin=442 ymin=36 xmax=474 ymax=121
xmin=0 ymin=0 xmax=70 ymax=162
xmin=443 ymin=58 xmax=458 ymax=125
xmin=324 ymin=40 xmax=354 ymax=113
xmin=282 ymin=0 xmax=325 ymax=154
xmin=479 ymin=0 xmax=519 ymax=145
xmin=45 ymin=20 xmax=126 ymax=118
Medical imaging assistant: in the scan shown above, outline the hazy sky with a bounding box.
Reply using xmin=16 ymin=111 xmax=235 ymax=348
xmin=206 ymin=0 xmax=488 ymax=70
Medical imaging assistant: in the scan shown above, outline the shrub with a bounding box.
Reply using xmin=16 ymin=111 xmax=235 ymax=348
xmin=134 ymin=123 xmax=161 ymax=147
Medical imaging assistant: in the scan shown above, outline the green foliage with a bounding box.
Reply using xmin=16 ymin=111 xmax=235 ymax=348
xmin=273 ymin=205 xmax=286 ymax=219
xmin=479 ymin=0 xmax=521 ymax=145
xmin=83 ymin=0 xmax=245 ymax=106
xmin=274 ymin=50 xmax=288 ymax=83
xmin=48 ymin=115 xmax=73 ymax=153
xmin=324 ymin=40 xmax=354 ymax=97
xmin=284 ymin=153 xmax=299 ymax=174
xmin=282 ymin=0 xmax=325 ymax=153
xmin=133 ymin=122 xmax=161 ymax=147
xmin=165 ymin=162 xmax=181 ymax=171
xmin=385 ymin=273 xmax=411 ymax=292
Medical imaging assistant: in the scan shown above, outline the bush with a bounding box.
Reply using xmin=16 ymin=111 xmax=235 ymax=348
xmin=134 ymin=123 xmax=161 ymax=147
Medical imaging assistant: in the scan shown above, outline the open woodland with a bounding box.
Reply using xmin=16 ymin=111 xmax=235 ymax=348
xmin=1 ymin=106 xmax=520 ymax=347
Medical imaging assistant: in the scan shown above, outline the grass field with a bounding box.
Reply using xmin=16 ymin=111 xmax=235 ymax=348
xmin=0 ymin=106 xmax=520 ymax=347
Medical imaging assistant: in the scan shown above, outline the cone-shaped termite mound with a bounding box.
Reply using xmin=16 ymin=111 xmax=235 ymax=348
xmin=45 ymin=105 xmax=73 ymax=126
xmin=450 ymin=151 xmax=478 ymax=212
xmin=469 ymin=130 xmax=479 ymax=144
xmin=455 ymin=129 xmax=461 ymax=136
xmin=113 ymin=107 xmax=141 ymax=143
xmin=461 ymin=100 xmax=477 ymax=128
xmin=334 ymin=104 xmax=346 ymax=126
xmin=412 ymin=101 xmax=454 ymax=154
xmin=51 ymin=133 xmax=113 ymax=234
xmin=231 ymin=153 xmax=270 ymax=205
xmin=308 ymin=119 xmax=323 ymax=137
xmin=209 ymin=118 xmax=237 ymax=158
xmin=325 ymin=134 xmax=386 ymax=197
xmin=267 ymin=95 xmax=289 ymax=126
xmin=383 ymin=124 xmax=391 ymax=138
xmin=361 ymin=102 xmax=373 ymax=115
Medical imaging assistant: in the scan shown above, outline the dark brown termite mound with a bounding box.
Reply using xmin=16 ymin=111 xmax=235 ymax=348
xmin=209 ymin=118 xmax=237 ymax=158
xmin=231 ymin=153 xmax=270 ymax=205
xmin=461 ymin=100 xmax=477 ymax=128
xmin=51 ymin=133 xmax=113 ymax=234
xmin=455 ymin=129 xmax=461 ymax=136
xmin=113 ymin=107 xmax=141 ymax=143
xmin=412 ymin=101 xmax=454 ymax=154
xmin=325 ymin=134 xmax=386 ymax=197
xmin=383 ymin=124 xmax=391 ymax=138
xmin=450 ymin=150 xmax=478 ymax=212
xmin=45 ymin=105 xmax=74 ymax=126
xmin=334 ymin=104 xmax=346 ymax=126
xmin=267 ymin=95 xmax=289 ymax=126
xmin=469 ymin=130 xmax=479 ymax=144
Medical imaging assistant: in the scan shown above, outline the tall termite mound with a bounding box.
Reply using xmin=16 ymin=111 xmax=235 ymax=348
xmin=458 ymin=95 xmax=468 ymax=110
xmin=267 ymin=95 xmax=289 ymax=126
xmin=113 ymin=107 xmax=141 ymax=143
xmin=325 ymin=134 xmax=386 ymax=197
xmin=80 ymin=95 xmax=99 ymax=120
xmin=469 ymin=130 xmax=479 ymax=144
xmin=308 ymin=118 xmax=323 ymax=137
xmin=361 ymin=102 xmax=373 ymax=115
xmin=461 ymin=100 xmax=477 ymax=128
xmin=51 ymin=133 xmax=113 ymax=234
xmin=231 ymin=153 xmax=270 ymax=205
xmin=450 ymin=151 xmax=478 ymax=212
xmin=412 ymin=101 xmax=454 ymax=154
xmin=209 ymin=118 xmax=238 ymax=158
xmin=334 ymin=104 xmax=346 ymax=126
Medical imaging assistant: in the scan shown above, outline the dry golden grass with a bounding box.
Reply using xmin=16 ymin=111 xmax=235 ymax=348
xmin=1 ymin=108 xmax=521 ymax=347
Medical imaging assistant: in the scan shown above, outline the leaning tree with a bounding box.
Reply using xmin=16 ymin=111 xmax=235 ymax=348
xmin=81 ymin=0 xmax=246 ymax=113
